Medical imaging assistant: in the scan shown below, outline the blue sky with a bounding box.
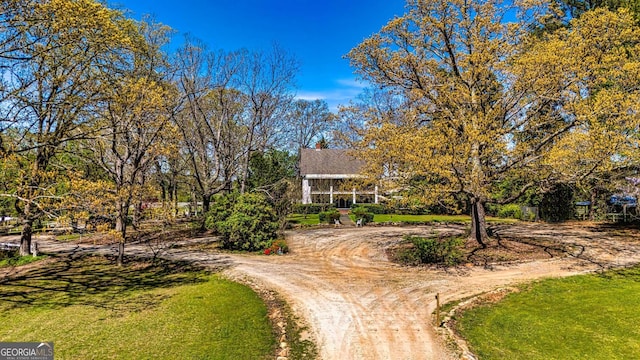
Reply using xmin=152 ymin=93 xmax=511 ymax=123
xmin=109 ymin=0 xmax=407 ymax=111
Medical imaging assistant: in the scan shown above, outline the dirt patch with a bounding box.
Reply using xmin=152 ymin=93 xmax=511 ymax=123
xmin=464 ymin=237 xmax=569 ymax=265
xmin=386 ymin=230 xmax=571 ymax=268
xmin=224 ymin=222 xmax=640 ymax=360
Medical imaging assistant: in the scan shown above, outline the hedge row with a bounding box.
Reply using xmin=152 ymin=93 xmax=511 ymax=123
xmin=291 ymin=203 xmax=336 ymax=214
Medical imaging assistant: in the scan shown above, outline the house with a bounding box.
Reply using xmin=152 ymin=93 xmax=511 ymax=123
xmin=299 ymin=146 xmax=379 ymax=208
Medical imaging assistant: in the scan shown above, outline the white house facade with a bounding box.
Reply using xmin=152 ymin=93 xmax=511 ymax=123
xmin=299 ymin=147 xmax=378 ymax=208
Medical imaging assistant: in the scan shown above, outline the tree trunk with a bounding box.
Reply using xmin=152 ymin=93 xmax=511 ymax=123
xmin=240 ymin=130 xmax=255 ymax=194
xmin=240 ymin=160 xmax=249 ymax=194
xmin=202 ymin=195 xmax=211 ymax=214
xmin=115 ymin=204 xmax=128 ymax=266
xmin=133 ymin=201 xmax=142 ymax=228
xmin=589 ymin=188 xmax=597 ymax=221
xmin=172 ymin=179 xmax=178 ymax=217
xmin=117 ymin=241 xmax=125 ymax=267
xmin=19 ymin=218 xmax=33 ymax=257
xmin=200 ymin=195 xmax=211 ymax=230
xmin=470 ymin=198 xmax=488 ymax=248
xmin=20 ymin=160 xmax=42 ymax=257
xmin=160 ymin=183 xmax=167 ymax=206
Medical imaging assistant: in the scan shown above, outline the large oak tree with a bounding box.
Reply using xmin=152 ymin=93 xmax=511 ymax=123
xmin=347 ymin=0 xmax=640 ymax=246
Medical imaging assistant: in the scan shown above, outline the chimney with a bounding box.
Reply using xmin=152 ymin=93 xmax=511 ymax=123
xmin=315 ymin=142 xmax=322 ymax=151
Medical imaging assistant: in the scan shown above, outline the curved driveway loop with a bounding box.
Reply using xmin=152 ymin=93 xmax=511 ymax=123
xmin=30 ymin=223 xmax=640 ymax=360
xmin=226 ymin=224 xmax=640 ymax=360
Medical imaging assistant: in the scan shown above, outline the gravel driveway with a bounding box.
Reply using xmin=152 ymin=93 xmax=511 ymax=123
xmin=225 ymin=223 xmax=640 ymax=360
xmin=17 ymin=222 xmax=640 ymax=359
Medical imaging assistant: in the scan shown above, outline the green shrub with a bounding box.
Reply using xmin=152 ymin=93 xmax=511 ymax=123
xmin=396 ymin=207 xmax=430 ymax=215
xmin=485 ymin=203 xmax=499 ymax=216
xmin=318 ymin=209 xmax=341 ymax=223
xmin=497 ymin=204 xmax=522 ymax=219
xmin=350 ymin=203 xmax=391 ymax=214
xmin=204 ymin=192 xmax=238 ymax=233
xmin=403 ymin=235 xmax=464 ymax=266
xmin=218 ymin=193 xmax=279 ymax=251
xmin=351 ymin=206 xmax=374 ymax=224
xmin=291 ymin=203 xmax=335 ymax=214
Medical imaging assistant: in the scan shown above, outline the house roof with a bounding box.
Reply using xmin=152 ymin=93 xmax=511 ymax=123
xmin=299 ymin=148 xmax=365 ymax=176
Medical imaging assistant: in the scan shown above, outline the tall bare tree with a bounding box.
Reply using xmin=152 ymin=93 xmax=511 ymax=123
xmin=285 ymin=99 xmax=335 ymax=152
xmin=336 ymin=88 xmax=405 ymax=148
xmin=91 ymin=19 xmax=177 ymax=265
xmin=173 ymin=38 xmax=247 ymax=213
xmin=238 ymin=44 xmax=298 ymax=193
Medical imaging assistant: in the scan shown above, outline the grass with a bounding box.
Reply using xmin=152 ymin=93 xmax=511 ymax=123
xmin=0 ymin=256 xmax=274 ymax=359
xmin=0 ymin=254 xmax=47 ymax=268
xmin=456 ymin=266 xmax=640 ymax=359
xmin=55 ymin=233 xmax=85 ymax=242
xmin=287 ymin=213 xmax=321 ymax=225
xmin=372 ymin=214 xmax=518 ymax=223
xmin=287 ymin=213 xmax=519 ymax=226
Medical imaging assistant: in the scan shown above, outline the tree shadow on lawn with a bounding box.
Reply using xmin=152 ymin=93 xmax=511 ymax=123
xmin=0 ymin=252 xmax=211 ymax=314
xmin=465 ymin=230 xmax=570 ymax=268
xmin=465 ymin=222 xmax=637 ymax=270
xmin=586 ymin=222 xmax=640 ymax=240
xmin=481 ymin=223 xmax=635 ymax=269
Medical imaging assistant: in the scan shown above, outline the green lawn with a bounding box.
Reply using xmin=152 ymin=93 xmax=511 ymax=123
xmin=287 ymin=213 xmax=321 ymax=225
xmin=55 ymin=233 xmax=85 ymax=242
xmin=0 ymin=256 xmax=274 ymax=359
xmin=371 ymin=214 xmax=517 ymax=223
xmin=287 ymin=213 xmax=517 ymax=225
xmin=457 ymin=267 xmax=640 ymax=359
xmin=0 ymin=254 xmax=47 ymax=268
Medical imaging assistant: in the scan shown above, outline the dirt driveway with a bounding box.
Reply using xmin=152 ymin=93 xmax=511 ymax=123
xmin=225 ymin=223 xmax=640 ymax=360
xmin=13 ymin=222 xmax=640 ymax=359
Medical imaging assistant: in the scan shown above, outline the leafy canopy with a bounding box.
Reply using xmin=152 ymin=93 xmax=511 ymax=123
xmin=347 ymin=0 xmax=640 ymax=211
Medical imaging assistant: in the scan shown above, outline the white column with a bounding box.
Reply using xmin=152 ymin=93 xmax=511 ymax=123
xmin=352 ymin=188 xmax=356 ymax=205
xmin=375 ymin=185 xmax=379 ymax=204
xmin=330 ymin=185 xmax=334 ymax=204
xmin=302 ymin=179 xmax=311 ymax=204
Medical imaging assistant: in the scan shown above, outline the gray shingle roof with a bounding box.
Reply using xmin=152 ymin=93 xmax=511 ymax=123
xmin=299 ymin=149 xmax=364 ymax=176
